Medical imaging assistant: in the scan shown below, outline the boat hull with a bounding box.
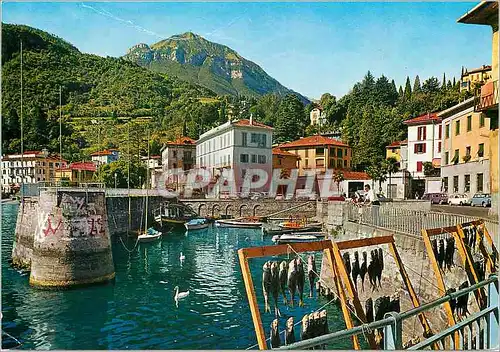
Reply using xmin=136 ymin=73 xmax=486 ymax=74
xmin=215 ymin=220 xmax=263 ymax=228
xmin=263 ymin=225 xmax=322 ymax=236
xmin=272 ymin=234 xmax=323 ymax=244
xmin=138 ymin=233 xmax=162 ymax=243
xmin=184 ymin=223 xmax=210 ymax=231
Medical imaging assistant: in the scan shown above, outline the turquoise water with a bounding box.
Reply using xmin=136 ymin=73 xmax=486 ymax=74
xmin=2 ymin=202 xmax=351 ymax=349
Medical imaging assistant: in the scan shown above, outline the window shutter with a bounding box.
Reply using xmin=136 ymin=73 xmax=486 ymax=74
xmin=417 ymin=161 xmax=423 ymax=172
xmin=423 ymin=126 xmax=427 ymax=140
xmin=414 ymin=144 xmax=418 ymax=153
xmin=423 ymin=143 xmax=427 ymax=153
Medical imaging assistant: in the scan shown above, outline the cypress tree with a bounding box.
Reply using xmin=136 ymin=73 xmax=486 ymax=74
xmin=398 ymin=86 xmax=404 ymax=98
xmin=447 ymin=80 xmax=452 ymax=89
xmin=453 ymin=77 xmax=457 ymax=87
xmin=442 ymin=72 xmax=447 ymax=90
xmin=413 ymin=75 xmax=422 ymax=93
xmin=404 ymin=76 xmax=412 ymax=100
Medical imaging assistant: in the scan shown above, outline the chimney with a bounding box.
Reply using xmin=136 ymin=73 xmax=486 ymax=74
xmin=250 ymin=113 xmax=253 ymax=125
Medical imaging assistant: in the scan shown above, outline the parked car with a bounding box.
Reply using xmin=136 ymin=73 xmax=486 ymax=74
xmin=448 ymin=194 xmax=471 ymax=206
xmin=375 ymin=194 xmax=393 ymax=202
xmin=470 ymin=193 xmax=491 ymax=207
xmin=421 ymin=193 xmax=448 ymax=204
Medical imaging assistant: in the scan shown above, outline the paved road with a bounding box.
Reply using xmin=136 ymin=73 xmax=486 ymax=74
xmin=431 ymin=204 xmax=493 ymax=218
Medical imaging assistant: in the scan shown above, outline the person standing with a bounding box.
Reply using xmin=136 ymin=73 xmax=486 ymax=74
xmin=364 ymin=184 xmax=375 ymax=204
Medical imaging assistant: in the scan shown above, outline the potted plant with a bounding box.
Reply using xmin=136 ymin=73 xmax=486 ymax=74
xmin=463 ymin=154 xmax=471 ymax=163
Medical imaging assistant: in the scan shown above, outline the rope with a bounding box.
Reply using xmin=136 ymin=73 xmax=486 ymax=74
xmin=2 ymin=330 xmax=23 ymax=348
xmin=119 ymin=234 xmax=140 ymax=253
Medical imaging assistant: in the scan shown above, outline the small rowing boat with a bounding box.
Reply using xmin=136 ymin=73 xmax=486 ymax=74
xmin=215 ymin=218 xmax=263 ymax=228
xmin=138 ymin=227 xmax=162 ymax=243
xmin=263 ymin=223 xmax=322 ymax=236
xmin=272 ymin=231 xmax=326 ymax=244
xmin=184 ymin=218 xmax=210 ymax=231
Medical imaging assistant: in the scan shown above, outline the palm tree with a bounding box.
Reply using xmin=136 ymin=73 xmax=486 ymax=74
xmin=366 ymin=165 xmax=387 ymax=194
xmin=383 ymin=157 xmax=400 ymax=198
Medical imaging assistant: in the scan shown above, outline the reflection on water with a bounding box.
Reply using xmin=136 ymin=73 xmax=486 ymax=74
xmin=2 ymin=203 xmax=351 ymax=349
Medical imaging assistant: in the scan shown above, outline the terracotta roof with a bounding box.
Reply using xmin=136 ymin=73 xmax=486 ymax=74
xmin=386 ymin=140 xmax=408 ymax=148
xmin=232 ymin=119 xmax=273 ymax=130
xmin=403 ymin=112 xmax=440 ymax=126
xmin=463 ymin=65 xmax=491 ymax=75
xmin=166 ymin=136 xmax=196 ymax=146
xmin=279 ymin=135 xmax=349 ymax=149
xmin=318 ymin=170 xmax=370 ymax=180
xmin=91 ymin=149 xmax=118 ymax=156
xmin=272 ymin=147 xmax=300 ymax=158
xmin=69 ymin=162 xmax=96 ymax=172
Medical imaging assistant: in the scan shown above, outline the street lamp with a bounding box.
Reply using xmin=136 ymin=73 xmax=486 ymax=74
xmin=114 ymin=172 xmax=117 ymax=189
xmin=139 ymin=176 xmax=142 ymax=189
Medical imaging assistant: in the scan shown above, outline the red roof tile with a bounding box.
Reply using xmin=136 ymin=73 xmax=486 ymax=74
xmin=69 ymin=162 xmax=96 ymax=172
xmin=272 ymin=147 xmax=300 ymax=158
xmin=341 ymin=171 xmax=371 ymax=180
xmin=403 ymin=112 xmax=440 ymax=126
xmin=166 ymin=136 xmax=196 ymax=146
xmin=91 ymin=149 xmax=118 ymax=156
xmin=279 ymin=135 xmax=349 ymax=149
xmin=386 ymin=139 xmax=408 ymax=148
xmin=232 ymin=119 xmax=273 ymax=130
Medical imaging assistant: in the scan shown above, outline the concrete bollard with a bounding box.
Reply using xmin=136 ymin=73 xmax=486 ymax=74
xmin=29 ymin=189 xmax=115 ymax=288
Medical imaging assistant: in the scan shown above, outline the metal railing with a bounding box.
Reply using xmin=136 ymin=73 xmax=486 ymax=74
xmin=346 ymin=203 xmax=498 ymax=240
xmin=474 ymin=80 xmax=498 ymax=112
xmin=277 ymin=275 xmax=498 ymax=350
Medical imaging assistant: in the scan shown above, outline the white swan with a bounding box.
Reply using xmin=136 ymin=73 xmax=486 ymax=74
xmin=174 ymin=286 xmax=190 ymax=307
xmin=180 ymin=252 xmax=186 ymax=262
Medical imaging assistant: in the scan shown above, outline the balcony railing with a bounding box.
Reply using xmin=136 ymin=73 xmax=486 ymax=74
xmin=475 ymin=80 xmax=498 ymax=111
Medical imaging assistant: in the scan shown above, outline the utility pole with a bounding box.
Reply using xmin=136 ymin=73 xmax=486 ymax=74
xmin=59 ymin=85 xmax=62 ymax=186
xmin=20 ymin=40 xmax=24 ymax=203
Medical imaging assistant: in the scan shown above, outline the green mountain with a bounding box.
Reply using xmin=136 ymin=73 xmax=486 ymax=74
xmin=123 ymin=32 xmax=310 ymax=104
xmin=1 ymin=24 xmax=220 ymax=160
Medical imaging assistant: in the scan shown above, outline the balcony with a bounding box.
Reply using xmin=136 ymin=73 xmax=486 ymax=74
xmin=475 ymin=80 xmax=498 ymax=112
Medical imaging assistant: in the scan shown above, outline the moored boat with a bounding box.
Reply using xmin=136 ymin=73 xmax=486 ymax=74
xmin=184 ymin=218 xmax=210 ymax=231
xmin=154 ymin=202 xmax=199 ymax=228
xmin=263 ymin=223 xmax=322 ymax=236
xmin=272 ymin=233 xmax=324 ymax=244
xmin=215 ymin=218 xmax=263 ymax=228
xmin=138 ymin=227 xmax=162 ymax=243
xmin=278 ymin=220 xmax=323 ymax=230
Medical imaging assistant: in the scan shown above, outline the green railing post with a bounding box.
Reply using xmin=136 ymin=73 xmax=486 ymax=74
xmin=383 ymin=312 xmax=403 ymax=350
xmin=487 ymin=273 xmax=499 ymax=348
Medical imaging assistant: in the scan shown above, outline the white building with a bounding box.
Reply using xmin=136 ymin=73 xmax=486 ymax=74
xmin=160 ymin=136 xmax=196 ymax=191
xmin=196 ymin=118 xmax=273 ymax=193
xmin=310 ymin=107 xmax=326 ymax=126
xmin=90 ymin=149 xmax=119 ymax=165
xmin=1 ymin=149 xmax=67 ymax=193
xmin=404 ymin=112 xmax=442 ymax=178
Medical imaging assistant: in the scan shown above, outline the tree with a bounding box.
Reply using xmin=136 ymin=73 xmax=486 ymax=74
xmin=98 ymin=159 xmax=146 ymax=189
xmin=383 ymin=156 xmax=400 ymax=197
xmin=422 ymin=77 xmax=440 ymax=94
xmin=442 ymin=72 xmax=447 ymax=90
xmin=404 ymin=76 xmax=412 ymax=101
xmin=413 ymin=75 xmax=421 ymax=93
xmin=423 ymin=161 xmax=439 ymax=177
xmin=332 ymin=170 xmax=345 ymax=194
xmin=366 ymin=164 xmax=387 ymax=193
xmin=274 ymin=94 xmax=307 ymax=143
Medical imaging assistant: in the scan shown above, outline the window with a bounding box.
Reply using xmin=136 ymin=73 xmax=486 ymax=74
xmin=305 ymin=149 xmax=309 ymax=158
xmin=466 ymin=146 xmax=471 ymax=156
xmin=438 ymin=125 xmax=442 ymax=139
xmin=329 ymin=158 xmax=335 ymax=168
xmin=173 ymin=150 xmax=177 ymax=158
xmin=445 ymin=124 xmax=450 ymax=139
xmin=414 ymin=143 xmax=426 ymax=154
xmin=464 ymin=175 xmax=470 ymax=192
xmin=478 ymin=143 xmax=484 ymax=157
xmin=480 ymin=114 xmax=485 ymax=128
xmin=228 ymin=154 xmax=231 ymax=164
xmin=467 ymin=116 xmax=472 ymax=132
xmin=445 ymin=152 xmax=449 ymax=165
xmin=453 ymin=149 xmax=459 ymax=164
xmin=258 ymin=155 xmax=266 ymax=164
xmin=251 ymin=154 xmax=257 ymax=163
xmin=453 ymin=176 xmax=459 ymax=193
xmin=344 ymin=160 xmax=348 ymax=168
xmin=251 ymin=133 xmax=258 ymax=143
xmin=337 ymin=149 xmax=343 ymax=158
xmin=330 ymin=147 xmax=336 ymax=156
xmin=242 ymin=132 xmax=248 ymax=146
xmin=261 ymin=134 xmax=267 ymax=148
xmin=316 ymin=159 xmax=324 ymax=167
xmin=455 ymin=120 xmax=460 ymax=135
xmin=443 ymin=177 xmax=448 ymax=192
xmin=416 ymin=161 xmax=423 ymax=172
xmin=477 ymin=173 xmax=484 ymax=192
xmin=240 ymin=154 xmax=249 ymax=163
xmin=337 ymin=159 xmax=343 ymax=168
xmin=417 ymin=126 xmax=427 ymax=141
xmin=438 ymin=142 xmax=442 ymax=153
xmin=316 ymin=147 xmax=324 ymax=155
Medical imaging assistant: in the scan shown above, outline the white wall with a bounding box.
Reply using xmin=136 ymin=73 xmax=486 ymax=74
xmin=407 ymin=123 xmax=441 ymax=178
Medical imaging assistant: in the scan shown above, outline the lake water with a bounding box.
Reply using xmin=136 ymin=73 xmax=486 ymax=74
xmin=1 ymin=202 xmax=352 ymax=349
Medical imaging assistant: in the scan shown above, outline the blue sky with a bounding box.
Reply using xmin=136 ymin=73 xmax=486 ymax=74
xmin=2 ymin=1 xmax=492 ymax=99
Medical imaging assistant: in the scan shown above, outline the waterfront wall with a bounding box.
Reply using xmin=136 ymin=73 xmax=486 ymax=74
xmin=12 ymin=198 xmax=38 ymax=269
xmin=28 ymin=189 xmax=115 ymax=288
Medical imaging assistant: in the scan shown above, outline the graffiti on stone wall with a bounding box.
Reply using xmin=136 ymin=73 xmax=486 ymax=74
xmin=68 ymin=215 xmax=106 ymax=238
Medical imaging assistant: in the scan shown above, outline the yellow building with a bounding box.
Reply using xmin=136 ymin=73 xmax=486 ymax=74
xmin=272 ymin=147 xmax=300 ymax=173
xmin=385 ymin=140 xmax=408 ymax=168
xmin=460 ymin=65 xmax=492 ymax=92
xmin=458 ymin=1 xmax=498 ymax=212
xmin=278 ymin=135 xmax=352 ymax=176
xmin=55 ymin=162 xmax=97 ymax=185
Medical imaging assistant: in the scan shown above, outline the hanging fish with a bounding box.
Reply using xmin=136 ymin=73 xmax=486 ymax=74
xmin=437 ymin=239 xmax=445 ymax=271
xmin=263 ymin=261 xmax=272 ymax=313
xmin=307 ymin=255 xmax=317 ymax=298
xmin=285 ymin=317 xmax=295 ymax=345
xmin=319 ymin=310 xmax=328 ymax=350
xmin=470 ymin=227 xmax=477 ymax=251
xmin=297 ymin=258 xmax=305 ymax=307
xmin=365 ymin=298 xmax=374 ymax=323
xmin=389 ymin=292 xmax=400 ymax=313
xmin=456 ymin=281 xmax=470 ymax=318
xmin=445 ymin=237 xmax=455 ymax=271
xmin=446 ymin=288 xmax=457 ymax=316
xmin=474 ymin=260 xmax=485 ymax=282
xmin=360 ymin=251 xmax=368 ymax=292
xmin=279 ymin=261 xmax=289 ymax=305
xmin=351 ymin=251 xmax=361 ymax=292
xmin=288 ymin=259 xmax=298 ymax=307
xmin=270 ymin=261 xmax=281 ymax=317
xmin=431 ymin=239 xmax=439 ymax=260
xmin=377 ymin=248 xmax=383 ymax=288
xmin=301 ymin=314 xmax=310 ymax=341
xmin=368 ymin=250 xmax=377 ymax=291
xmin=270 ymin=318 xmax=281 ymax=348
xmin=374 ymin=296 xmax=391 ymax=321
xmin=343 ymin=252 xmax=351 ymax=277
xmin=316 ymin=281 xmax=322 ymax=297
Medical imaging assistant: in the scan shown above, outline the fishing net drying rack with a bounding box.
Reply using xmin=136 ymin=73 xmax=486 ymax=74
xmin=421 ymin=219 xmax=498 ymax=347
xmin=238 ymin=235 xmax=434 ymax=350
